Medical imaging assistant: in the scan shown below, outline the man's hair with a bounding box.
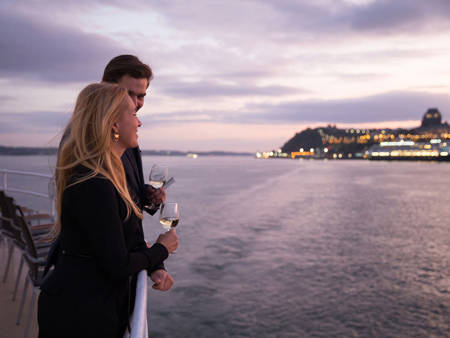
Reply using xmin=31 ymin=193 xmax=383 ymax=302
xmin=102 ymin=55 xmax=153 ymax=86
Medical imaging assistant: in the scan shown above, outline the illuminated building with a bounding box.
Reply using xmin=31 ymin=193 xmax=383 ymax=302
xmin=367 ymin=140 xmax=449 ymax=161
xmin=421 ymin=108 xmax=442 ymax=128
xmin=258 ymin=108 xmax=450 ymax=160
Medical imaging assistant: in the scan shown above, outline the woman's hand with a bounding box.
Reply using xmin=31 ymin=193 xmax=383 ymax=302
xmin=156 ymin=229 xmax=178 ymax=254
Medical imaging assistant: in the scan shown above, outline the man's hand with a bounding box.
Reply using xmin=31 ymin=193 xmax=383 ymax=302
xmin=146 ymin=186 xmax=166 ymax=206
xmin=150 ymin=269 xmax=174 ymax=291
xmin=156 ymin=229 xmax=178 ymax=254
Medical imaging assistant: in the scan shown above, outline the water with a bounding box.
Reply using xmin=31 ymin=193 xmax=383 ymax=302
xmin=1 ymin=156 xmax=449 ymax=337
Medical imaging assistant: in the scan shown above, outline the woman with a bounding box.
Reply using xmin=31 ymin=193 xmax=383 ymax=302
xmin=38 ymin=83 xmax=178 ymax=338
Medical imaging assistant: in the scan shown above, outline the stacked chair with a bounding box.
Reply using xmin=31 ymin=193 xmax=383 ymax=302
xmin=0 ymin=190 xmax=55 ymax=338
xmin=1 ymin=191 xmax=22 ymax=283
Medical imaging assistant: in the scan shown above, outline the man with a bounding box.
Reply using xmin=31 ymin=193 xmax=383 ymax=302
xmin=102 ymin=55 xmax=176 ymax=291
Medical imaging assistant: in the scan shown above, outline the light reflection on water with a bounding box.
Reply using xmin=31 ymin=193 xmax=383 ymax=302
xmin=1 ymin=156 xmax=449 ymax=337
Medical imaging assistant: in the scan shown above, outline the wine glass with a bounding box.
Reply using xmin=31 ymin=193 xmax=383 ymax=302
xmin=149 ymin=164 xmax=168 ymax=189
xmin=146 ymin=165 xmax=168 ymax=210
xmin=160 ymin=202 xmax=179 ymax=231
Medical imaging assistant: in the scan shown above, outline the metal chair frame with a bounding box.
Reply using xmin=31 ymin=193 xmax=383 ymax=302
xmin=0 ymin=191 xmax=54 ymax=338
xmin=13 ymin=205 xmax=50 ymax=338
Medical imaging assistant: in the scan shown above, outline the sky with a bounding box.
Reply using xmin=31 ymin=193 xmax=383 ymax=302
xmin=1 ymin=0 xmax=450 ymax=152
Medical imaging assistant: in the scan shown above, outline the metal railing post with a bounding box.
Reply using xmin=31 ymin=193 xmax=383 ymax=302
xmin=124 ymin=270 xmax=148 ymax=338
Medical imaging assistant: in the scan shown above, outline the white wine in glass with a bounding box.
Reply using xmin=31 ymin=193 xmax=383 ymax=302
xmin=160 ymin=202 xmax=180 ymax=231
xmin=146 ymin=164 xmax=168 ymax=210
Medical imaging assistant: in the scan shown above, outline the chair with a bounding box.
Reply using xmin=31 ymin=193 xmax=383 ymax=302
xmin=1 ymin=191 xmax=51 ymax=287
xmin=0 ymin=191 xmax=54 ymax=338
xmin=11 ymin=205 xmax=53 ymax=303
xmin=13 ymin=205 xmax=51 ymax=338
xmin=0 ymin=190 xmax=8 ymax=243
xmin=0 ymin=191 xmax=23 ymax=284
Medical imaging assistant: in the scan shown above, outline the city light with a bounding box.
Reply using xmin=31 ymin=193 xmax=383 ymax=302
xmin=380 ymin=141 xmax=415 ymax=147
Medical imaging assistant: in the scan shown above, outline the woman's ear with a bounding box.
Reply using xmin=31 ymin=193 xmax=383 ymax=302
xmin=112 ymin=122 xmax=119 ymax=134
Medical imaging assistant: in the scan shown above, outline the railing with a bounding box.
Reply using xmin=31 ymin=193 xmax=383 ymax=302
xmin=1 ymin=168 xmax=149 ymax=337
xmin=0 ymin=169 xmax=55 ymax=217
xmin=124 ymin=270 xmax=149 ymax=338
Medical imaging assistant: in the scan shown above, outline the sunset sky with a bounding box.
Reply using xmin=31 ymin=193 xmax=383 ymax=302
xmin=1 ymin=0 xmax=450 ymax=152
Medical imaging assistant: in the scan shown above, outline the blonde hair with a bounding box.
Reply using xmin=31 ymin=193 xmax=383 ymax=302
xmin=54 ymin=83 xmax=143 ymax=236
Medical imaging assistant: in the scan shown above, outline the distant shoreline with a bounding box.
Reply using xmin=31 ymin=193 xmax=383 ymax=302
xmin=0 ymin=146 xmax=253 ymax=157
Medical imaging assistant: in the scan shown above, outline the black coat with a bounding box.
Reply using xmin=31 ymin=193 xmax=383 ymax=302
xmin=122 ymin=147 xmax=160 ymax=216
xmin=38 ymin=168 xmax=168 ymax=338
xmin=122 ymin=147 xmax=147 ymax=210
xmin=122 ymin=147 xmax=165 ymax=272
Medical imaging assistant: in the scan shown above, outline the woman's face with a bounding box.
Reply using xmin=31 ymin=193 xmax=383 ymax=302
xmin=115 ymin=96 xmax=142 ymax=150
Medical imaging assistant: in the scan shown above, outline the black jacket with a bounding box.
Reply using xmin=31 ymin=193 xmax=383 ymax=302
xmin=122 ymin=147 xmax=164 ymax=274
xmin=122 ymin=147 xmax=159 ymax=215
xmin=38 ymin=170 xmax=168 ymax=338
xmin=122 ymin=147 xmax=147 ymax=210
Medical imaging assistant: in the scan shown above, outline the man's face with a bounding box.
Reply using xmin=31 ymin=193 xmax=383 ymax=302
xmin=117 ymin=74 xmax=148 ymax=111
xmin=115 ymin=95 xmax=142 ymax=150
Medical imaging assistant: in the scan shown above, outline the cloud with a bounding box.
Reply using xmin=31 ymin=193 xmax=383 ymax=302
xmin=259 ymin=0 xmax=450 ymax=38
xmin=0 ymin=8 xmax=122 ymax=83
xmin=346 ymin=0 xmax=450 ymax=33
xmin=139 ymin=0 xmax=450 ymax=43
xmin=332 ymin=72 xmax=387 ymax=81
xmin=140 ymin=111 xmax=218 ymax=125
xmin=246 ymin=90 xmax=450 ymax=124
xmin=140 ymin=90 xmax=450 ymax=126
xmin=19 ymin=1 xmax=450 ymax=48
xmin=159 ymin=81 xmax=305 ymax=98
xmin=0 ymin=95 xmax=14 ymax=105
xmin=0 ymin=111 xmax=69 ymax=133
xmin=3 ymin=0 xmax=449 ymax=88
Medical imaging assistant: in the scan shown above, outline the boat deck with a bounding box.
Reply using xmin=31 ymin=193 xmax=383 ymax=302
xmin=0 ymin=239 xmax=38 ymax=338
